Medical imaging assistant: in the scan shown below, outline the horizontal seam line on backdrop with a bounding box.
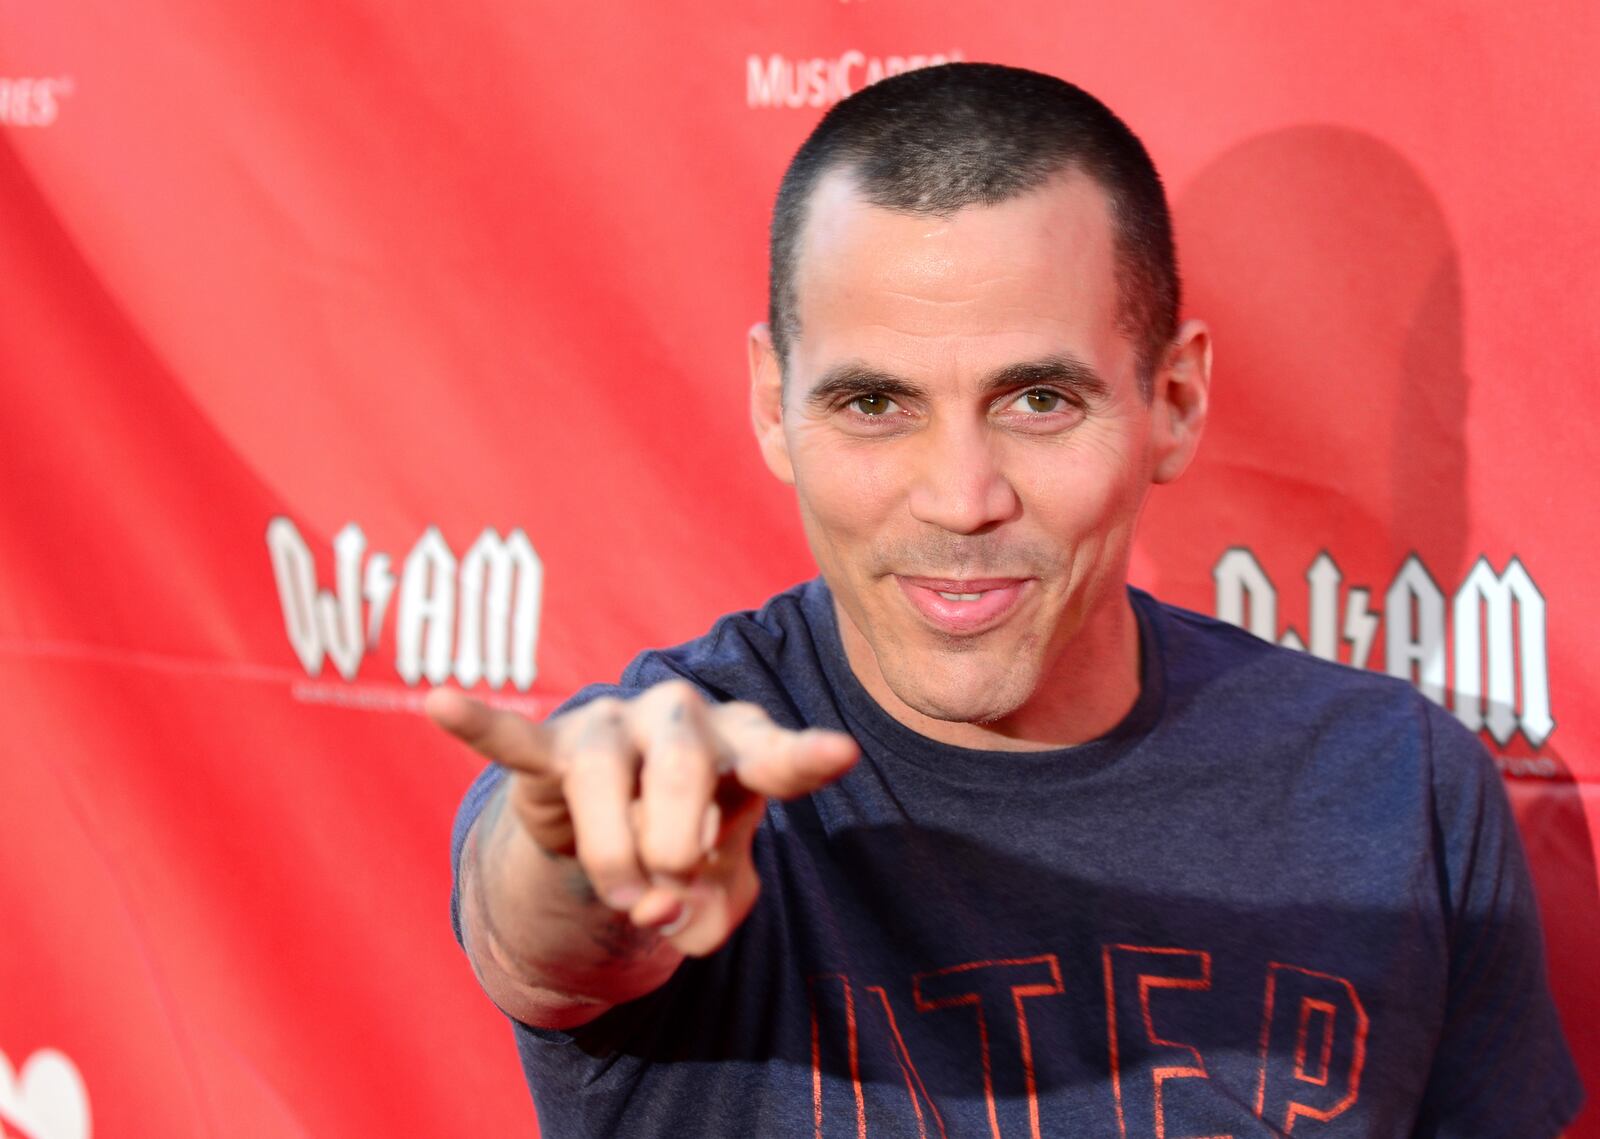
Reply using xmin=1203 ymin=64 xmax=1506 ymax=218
xmin=0 ymin=635 xmax=556 ymax=716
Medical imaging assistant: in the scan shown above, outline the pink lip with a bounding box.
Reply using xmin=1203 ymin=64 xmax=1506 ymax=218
xmin=894 ymin=576 xmax=1030 ymax=635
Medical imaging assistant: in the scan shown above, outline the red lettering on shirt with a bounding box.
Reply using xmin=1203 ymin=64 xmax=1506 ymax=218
xmin=810 ymin=974 xmax=948 ymax=1138
xmin=864 ymin=984 xmax=949 ymax=1139
xmin=810 ymin=974 xmax=866 ymax=1139
xmin=1102 ymin=944 xmax=1232 ymax=1139
xmin=807 ymin=949 xmax=1376 ymax=1136
xmin=1253 ymin=963 xmax=1369 ymax=1131
xmin=913 ymin=955 xmax=1066 ymax=1139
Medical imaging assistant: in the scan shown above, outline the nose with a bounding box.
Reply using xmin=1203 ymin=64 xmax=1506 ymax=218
xmin=906 ymin=419 xmax=1021 ymax=534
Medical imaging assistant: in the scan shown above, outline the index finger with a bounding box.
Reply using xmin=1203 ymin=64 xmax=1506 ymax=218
xmin=424 ymin=688 xmax=558 ymax=776
xmin=711 ymin=705 xmax=859 ymax=799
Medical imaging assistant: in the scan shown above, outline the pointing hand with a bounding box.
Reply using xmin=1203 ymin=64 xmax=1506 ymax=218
xmin=427 ymin=680 xmax=859 ymax=956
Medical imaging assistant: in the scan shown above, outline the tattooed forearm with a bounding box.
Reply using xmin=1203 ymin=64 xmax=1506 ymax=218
xmin=545 ymin=843 xmax=600 ymax=905
xmin=471 ymin=775 xmax=660 ymax=972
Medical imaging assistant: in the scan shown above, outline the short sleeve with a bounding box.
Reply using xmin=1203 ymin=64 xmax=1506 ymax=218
xmin=1412 ymin=705 xmax=1584 ymax=1137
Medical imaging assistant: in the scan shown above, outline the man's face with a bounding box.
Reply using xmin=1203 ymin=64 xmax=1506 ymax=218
xmin=752 ymin=168 xmax=1197 ymax=739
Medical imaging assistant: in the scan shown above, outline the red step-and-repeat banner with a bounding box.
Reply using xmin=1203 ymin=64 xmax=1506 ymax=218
xmin=3 ymin=2 xmax=1595 ymax=1135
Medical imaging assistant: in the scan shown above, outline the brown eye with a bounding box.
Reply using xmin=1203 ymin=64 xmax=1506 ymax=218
xmin=1021 ymin=390 xmax=1061 ymax=413
xmin=851 ymin=393 xmax=895 ymax=416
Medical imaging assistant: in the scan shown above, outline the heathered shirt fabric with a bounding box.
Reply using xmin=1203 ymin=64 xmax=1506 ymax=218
xmin=450 ymin=579 xmax=1582 ymax=1137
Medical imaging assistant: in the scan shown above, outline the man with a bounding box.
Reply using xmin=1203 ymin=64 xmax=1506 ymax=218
xmin=432 ymin=64 xmax=1582 ymax=1136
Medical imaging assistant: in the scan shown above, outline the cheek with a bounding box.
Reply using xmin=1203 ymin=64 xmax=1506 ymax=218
xmin=790 ymin=434 xmax=906 ymax=538
xmin=1012 ymin=434 xmax=1146 ymax=535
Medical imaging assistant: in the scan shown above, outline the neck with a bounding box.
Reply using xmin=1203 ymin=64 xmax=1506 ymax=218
xmin=835 ymin=587 xmax=1143 ymax=752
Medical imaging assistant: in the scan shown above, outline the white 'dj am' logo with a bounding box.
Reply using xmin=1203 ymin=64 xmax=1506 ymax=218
xmin=0 ymin=1050 xmax=89 ymax=1139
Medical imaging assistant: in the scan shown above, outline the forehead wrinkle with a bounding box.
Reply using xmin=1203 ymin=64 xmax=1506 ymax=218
xmin=790 ymin=168 xmax=1132 ymax=394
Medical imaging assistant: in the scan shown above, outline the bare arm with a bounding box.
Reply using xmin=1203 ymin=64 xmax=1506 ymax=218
xmin=456 ymin=775 xmax=680 ymax=1028
xmin=432 ymin=682 xmax=859 ymax=1029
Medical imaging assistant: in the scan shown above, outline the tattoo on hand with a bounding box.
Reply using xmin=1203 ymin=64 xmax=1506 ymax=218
xmin=590 ymin=917 xmax=661 ymax=961
xmin=550 ymin=851 xmax=600 ymax=905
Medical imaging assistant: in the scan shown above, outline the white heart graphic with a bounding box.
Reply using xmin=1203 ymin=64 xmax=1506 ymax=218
xmin=0 ymin=1049 xmax=90 ymax=1139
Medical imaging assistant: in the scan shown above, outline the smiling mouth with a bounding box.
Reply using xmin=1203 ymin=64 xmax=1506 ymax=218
xmin=893 ymin=575 xmax=1030 ymax=634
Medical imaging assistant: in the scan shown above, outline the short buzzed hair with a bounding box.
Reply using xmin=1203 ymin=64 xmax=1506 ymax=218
xmin=768 ymin=62 xmax=1179 ymax=396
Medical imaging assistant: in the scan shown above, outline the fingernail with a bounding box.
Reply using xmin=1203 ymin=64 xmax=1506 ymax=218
xmin=659 ymin=905 xmax=694 ymax=937
xmin=700 ymin=803 xmax=722 ymax=853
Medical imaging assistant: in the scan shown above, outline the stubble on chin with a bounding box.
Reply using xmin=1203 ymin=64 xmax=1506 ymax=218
xmin=877 ymin=635 xmax=1038 ymax=726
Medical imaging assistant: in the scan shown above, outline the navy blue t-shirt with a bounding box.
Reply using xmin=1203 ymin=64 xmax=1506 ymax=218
xmin=450 ymin=580 xmax=1582 ymax=1137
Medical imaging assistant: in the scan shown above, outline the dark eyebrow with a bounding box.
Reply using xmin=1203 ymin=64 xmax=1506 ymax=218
xmin=805 ymin=363 xmax=929 ymax=410
xmin=804 ymin=354 xmax=1110 ymax=410
xmin=980 ymin=355 xmax=1110 ymax=403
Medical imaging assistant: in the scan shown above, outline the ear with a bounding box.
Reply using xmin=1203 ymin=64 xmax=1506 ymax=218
xmin=1150 ymin=318 xmax=1211 ymax=485
xmin=748 ymin=322 xmax=795 ymax=485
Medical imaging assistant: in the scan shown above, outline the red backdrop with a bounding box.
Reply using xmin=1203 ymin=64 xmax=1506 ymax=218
xmin=2 ymin=2 xmax=1595 ymax=1135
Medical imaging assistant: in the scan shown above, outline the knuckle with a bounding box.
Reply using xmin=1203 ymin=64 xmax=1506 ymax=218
xmin=656 ymin=678 xmax=698 ymax=701
xmin=648 ymin=678 xmax=703 ymax=716
xmin=565 ymin=724 xmax=628 ymax=766
xmin=716 ymin=701 xmax=769 ymax=730
xmin=557 ymin=699 xmax=618 ymax=742
xmin=581 ymin=696 xmax=623 ymax=721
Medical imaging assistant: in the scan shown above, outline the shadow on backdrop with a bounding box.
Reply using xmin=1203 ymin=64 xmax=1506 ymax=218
xmin=1140 ymin=123 xmax=1597 ymax=1108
